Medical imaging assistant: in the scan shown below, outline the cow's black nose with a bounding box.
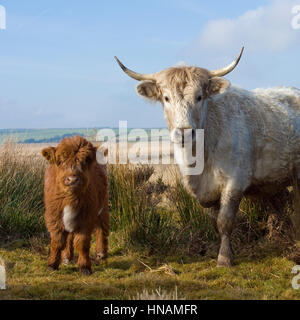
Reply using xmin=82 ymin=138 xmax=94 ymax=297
xmin=192 ymin=129 xmax=196 ymax=140
xmin=179 ymin=128 xmax=196 ymax=140
xmin=171 ymin=128 xmax=196 ymax=144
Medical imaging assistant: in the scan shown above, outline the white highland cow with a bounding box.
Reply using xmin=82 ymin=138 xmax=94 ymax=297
xmin=115 ymin=48 xmax=300 ymax=267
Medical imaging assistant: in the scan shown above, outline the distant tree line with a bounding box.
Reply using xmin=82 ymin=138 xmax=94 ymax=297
xmin=22 ymin=133 xmax=84 ymax=144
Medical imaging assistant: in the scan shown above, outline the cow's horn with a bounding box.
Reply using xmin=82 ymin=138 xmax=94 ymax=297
xmin=114 ymin=56 xmax=156 ymax=81
xmin=210 ymin=47 xmax=244 ymax=77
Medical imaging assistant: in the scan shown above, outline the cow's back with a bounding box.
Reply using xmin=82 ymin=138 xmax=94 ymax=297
xmin=250 ymin=87 xmax=300 ymax=183
xmin=205 ymin=86 xmax=300 ymax=193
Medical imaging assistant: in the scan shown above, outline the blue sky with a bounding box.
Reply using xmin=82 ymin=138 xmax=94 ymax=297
xmin=0 ymin=0 xmax=300 ymax=128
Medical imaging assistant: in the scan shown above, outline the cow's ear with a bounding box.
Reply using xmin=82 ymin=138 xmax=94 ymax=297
xmin=41 ymin=147 xmax=56 ymax=164
xmin=136 ymin=81 xmax=160 ymax=101
xmin=208 ymin=77 xmax=231 ymax=96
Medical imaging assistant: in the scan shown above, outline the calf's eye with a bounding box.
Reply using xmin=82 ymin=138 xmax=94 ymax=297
xmin=164 ymin=96 xmax=169 ymax=103
xmin=197 ymin=95 xmax=202 ymax=102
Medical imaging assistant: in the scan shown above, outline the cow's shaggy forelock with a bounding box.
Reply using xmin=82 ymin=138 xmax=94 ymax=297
xmin=156 ymin=66 xmax=211 ymax=93
xmin=55 ymin=136 xmax=96 ymax=167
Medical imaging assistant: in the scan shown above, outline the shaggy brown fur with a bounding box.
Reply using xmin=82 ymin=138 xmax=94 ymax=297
xmin=42 ymin=136 xmax=109 ymax=275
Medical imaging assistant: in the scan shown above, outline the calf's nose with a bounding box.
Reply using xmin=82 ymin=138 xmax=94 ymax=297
xmin=64 ymin=175 xmax=80 ymax=186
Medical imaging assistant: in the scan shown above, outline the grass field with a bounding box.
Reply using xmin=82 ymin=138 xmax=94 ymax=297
xmin=1 ymin=240 xmax=299 ymax=300
xmin=1 ymin=141 xmax=300 ymax=300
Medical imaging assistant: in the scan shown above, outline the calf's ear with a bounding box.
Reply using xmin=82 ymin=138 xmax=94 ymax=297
xmin=136 ymin=81 xmax=160 ymax=101
xmin=93 ymin=145 xmax=108 ymax=157
xmin=97 ymin=145 xmax=108 ymax=157
xmin=208 ymin=77 xmax=231 ymax=96
xmin=94 ymin=144 xmax=108 ymax=165
xmin=41 ymin=147 xmax=56 ymax=164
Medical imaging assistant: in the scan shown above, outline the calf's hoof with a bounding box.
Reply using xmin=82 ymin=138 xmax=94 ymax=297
xmin=62 ymin=258 xmax=73 ymax=265
xmin=80 ymin=267 xmax=92 ymax=275
xmin=48 ymin=263 xmax=59 ymax=270
xmin=96 ymin=252 xmax=107 ymax=261
xmin=217 ymin=255 xmax=234 ymax=268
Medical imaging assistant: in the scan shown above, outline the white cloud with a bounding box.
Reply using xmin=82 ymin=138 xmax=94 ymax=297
xmin=181 ymin=0 xmax=300 ymax=91
xmin=193 ymin=0 xmax=300 ymax=53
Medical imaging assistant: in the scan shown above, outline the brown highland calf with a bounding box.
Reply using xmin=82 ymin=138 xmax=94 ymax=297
xmin=41 ymin=136 xmax=109 ymax=275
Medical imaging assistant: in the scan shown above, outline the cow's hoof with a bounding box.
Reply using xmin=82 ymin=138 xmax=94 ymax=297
xmin=80 ymin=267 xmax=92 ymax=275
xmin=217 ymin=255 xmax=234 ymax=268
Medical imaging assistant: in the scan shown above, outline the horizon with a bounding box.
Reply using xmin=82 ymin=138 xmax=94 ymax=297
xmin=0 ymin=126 xmax=171 ymax=144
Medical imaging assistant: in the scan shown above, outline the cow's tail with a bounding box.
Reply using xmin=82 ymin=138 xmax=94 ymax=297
xmin=292 ymin=170 xmax=300 ymax=242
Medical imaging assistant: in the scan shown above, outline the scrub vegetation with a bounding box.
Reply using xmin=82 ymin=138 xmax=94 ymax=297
xmin=1 ymin=142 xmax=300 ymax=300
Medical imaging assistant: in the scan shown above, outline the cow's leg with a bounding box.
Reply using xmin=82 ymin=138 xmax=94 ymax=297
xmin=48 ymin=231 xmax=68 ymax=270
xmin=74 ymin=232 xmax=92 ymax=275
xmin=61 ymin=233 xmax=74 ymax=265
xmin=207 ymin=204 xmax=220 ymax=233
xmin=292 ymin=175 xmax=300 ymax=240
xmin=96 ymin=206 xmax=110 ymax=261
xmin=265 ymin=189 xmax=289 ymax=239
xmin=268 ymin=189 xmax=289 ymax=214
xmin=217 ymin=189 xmax=242 ymax=267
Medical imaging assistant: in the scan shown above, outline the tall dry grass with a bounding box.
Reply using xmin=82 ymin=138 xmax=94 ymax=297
xmin=108 ymin=164 xmax=177 ymax=253
xmin=0 ymin=142 xmax=46 ymax=241
xmin=0 ymin=141 xmax=297 ymax=258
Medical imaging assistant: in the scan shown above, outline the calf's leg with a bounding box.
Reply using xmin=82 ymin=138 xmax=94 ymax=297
xmin=96 ymin=207 xmax=110 ymax=260
xmin=96 ymin=228 xmax=109 ymax=260
xmin=217 ymin=189 xmax=242 ymax=267
xmin=74 ymin=232 xmax=92 ymax=275
xmin=48 ymin=231 xmax=68 ymax=270
xmin=61 ymin=233 xmax=74 ymax=264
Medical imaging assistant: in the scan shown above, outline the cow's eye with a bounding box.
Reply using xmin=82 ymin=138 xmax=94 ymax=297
xmin=82 ymin=157 xmax=91 ymax=168
xmin=164 ymin=96 xmax=169 ymax=103
xmin=196 ymin=95 xmax=202 ymax=102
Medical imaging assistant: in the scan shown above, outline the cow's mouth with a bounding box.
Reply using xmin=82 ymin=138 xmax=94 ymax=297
xmin=171 ymin=128 xmax=196 ymax=146
xmin=67 ymin=181 xmax=80 ymax=189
